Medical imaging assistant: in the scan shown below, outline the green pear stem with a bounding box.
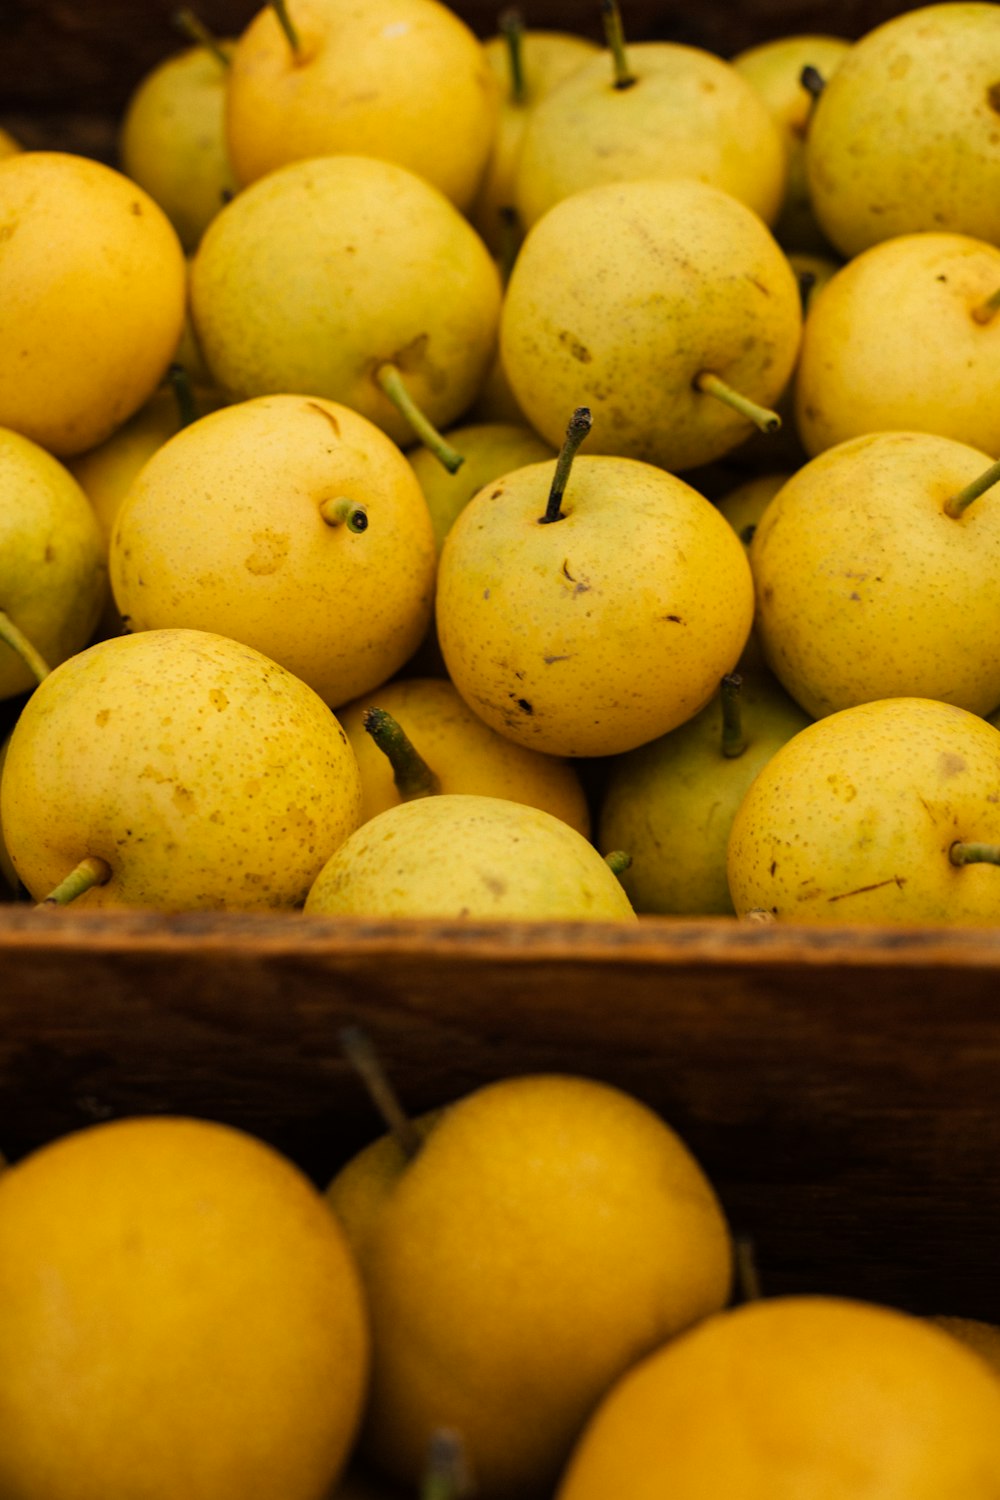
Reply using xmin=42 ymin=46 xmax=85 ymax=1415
xmin=173 ymin=7 xmax=230 ymax=67
xmin=422 ymin=1428 xmax=471 ymax=1500
xmin=695 ymin=372 xmax=782 ymax=434
xmin=167 ymin=363 xmax=200 ymax=428
xmin=270 ymin=0 xmax=301 ymax=58
xmin=604 ymin=850 xmax=632 ymax=877
xmin=733 ymin=1235 xmax=763 ymax=1302
xmin=601 ymin=0 xmax=637 ymax=90
xmin=498 ymin=204 xmax=521 ymax=286
xmin=363 ymin=707 xmax=441 ymax=801
xmin=799 ymin=64 xmax=826 ymax=101
xmin=319 ymin=497 xmax=369 ymax=532
xmin=720 ymin=672 xmax=747 ymax=759
xmin=37 ymin=855 xmax=111 ymax=908
xmin=539 ymin=406 xmax=592 ymax=524
xmin=0 ymin=610 xmax=51 ymax=684
xmin=499 ymin=8 xmax=526 ymax=105
xmin=374 ymin=362 xmax=465 ymax=474
xmin=944 ymin=457 xmax=1000 ymax=519
xmin=950 ymin=841 xmax=1000 ymax=867
xmin=338 ymin=1024 xmax=424 ymax=1160
xmin=972 ymin=286 xmax=1000 ymax=326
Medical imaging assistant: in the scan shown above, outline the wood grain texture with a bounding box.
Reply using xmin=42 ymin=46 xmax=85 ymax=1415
xmin=2 ymin=908 xmax=999 ymax=1322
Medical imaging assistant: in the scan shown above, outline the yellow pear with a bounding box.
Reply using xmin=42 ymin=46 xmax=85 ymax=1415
xmin=0 ymin=1115 xmax=369 ymax=1500
xmin=190 ymin=155 xmax=501 ymax=456
xmin=0 ymin=426 xmax=107 ymax=700
xmin=750 ymin=431 xmax=1000 ymax=718
xmin=1 ymin=628 xmax=362 ymax=909
xmin=225 ymin=0 xmax=498 ymax=211
xmin=514 ymin=38 xmax=787 ymax=230
xmin=327 ymin=1072 xmax=732 ymax=1497
xmin=407 ymin=421 xmax=554 ymax=553
xmin=501 ymin=177 xmax=801 ymax=474
xmin=796 ymin=232 xmax=1000 ymax=457
xmin=338 ymin=676 xmax=590 ymax=836
xmin=120 ymin=40 xmax=238 ymax=251
xmin=0 ymin=152 xmax=186 ymax=456
xmin=731 ymin=34 xmax=850 ymax=252
xmin=305 ymin=794 xmax=635 ymax=921
xmin=557 ymin=1296 xmax=1000 ymax=1500
xmin=110 ymin=395 xmax=436 ymax=707
xmin=436 ymin=435 xmax=754 ymax=758
xmin=727 ymin=696 xmax=1000 ymax=924
xmin=806 ymin=3 xmax=1000 ymax=257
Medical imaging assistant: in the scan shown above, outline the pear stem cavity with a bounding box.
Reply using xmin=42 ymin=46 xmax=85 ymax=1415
xmin=604 ymin=850 xmax=632 ymax=877
xmin=721 ymin=673 xmax=747 ymax=759
xmin=173 ymin=7 xmax=230 ymax=67
xmin=37 ymin=855 xmax=112 ymax=908
xmin=694 ymin=371 xmax=781 ymax=434
xmin=374 ymin=361 xmax=465 ymax=474
xmin=950 ymin=841 xmax=1000 ymax=867
xmin=363 ymin=707 xmax=441 ymax=801
xmin=0 ymin=610 xmax=51 ymax=685
xmin=499 ymin=8 xmax=526 ymax=105
xmin=972 ymin=286 xmax=1000 ymax=325
xmin=540 ymin=406 xmax=592 ymax=524
xmin=601 ymin=0 xmax=637 ymax=90
xmin=339 ymin=1024 xmax=424 ymax=1161
xmin=319 ymin=497 xmax=369 ymax=533
xmin=422 ymin=1428 xmax=472 ymax=1500
xmin=270 ymin=0 xmax=301 ymax=58
xmin=944 ymin=456 xmax=1000 ymax=519
xmin=167 ymin=363 xmax=200 ymax=427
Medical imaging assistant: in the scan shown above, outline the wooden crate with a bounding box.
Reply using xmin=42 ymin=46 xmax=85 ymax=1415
xmin=2 ymin=0 xmax=999 ymax=1332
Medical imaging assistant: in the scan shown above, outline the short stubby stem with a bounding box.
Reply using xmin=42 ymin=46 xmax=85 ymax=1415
xmin=0 ymin=609 xmax=51 ymax=684
xmin=604 ymin=850 xmax=632 ymax=877
xmin=167 ymin=363 xmax=200 ymax=427
xmin=721 ymin=673 xmax=747 ymax=758
xmin=734 ymin=1235 xmax=763 ymax=1302
xmin=374 ymin=362 xmax=465 ymax=474
xmin=363 ymin=706 xmax=441 ymax=801
xmin=37 ymin=855 xmax=112 ymax=908
xmin=799 ymin=64 xmax=826 ymax=101
xmin=972 ymin=286 xmax=1000 ymax=326
xmin=944 ymin=456 xmax=1000 ymax=519
xmin=601 ymin=0 xmax=637 ymax=89
xmin=319 ymin=496 xmax=369 ymax=533
xmin=498 ymin=204 xmax=521 ymax=285
xmin=695 ymin=372 xmax=781 ymax=434
xmin=950 ymin=841 xmax=1000 ymax=867
xmin=338 ymin=1023 xmax=424 ymax=1160
xmin=539 ymin=406 xmax=592 ymax=524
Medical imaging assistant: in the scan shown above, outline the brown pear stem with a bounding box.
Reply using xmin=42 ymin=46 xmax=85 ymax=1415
xmin=499 ymin=8 xmax=526 ymax=105
xmin=972 ymin=286 xmax=1000 ymax=326
xmin=0 ymin=610 xmax=50 ymax=684
xmin=604 ymin=850 xmax=632 ymax=877
xmin=363 ymin=707 xmax=441 ymax=801
xmin=695 ymin=372 xmax=781 ymax=434
xmin=539 ymin=406 xmax=592 ymax=524
xmin=498 ymin=204 xmax=521 ymax=286
xmin=733 ymin=1235 xmax=763 ymax=1302
xmin=167 ymin=363 xmax=200 ymax=428
xmin=338 ymin=1024 xmax=423 ymax=1160
xmin=37 ymin=856 xmax=111 ymax=908
xmin=173 ymin=7 xmax=230 ymax=66
xmin=799 ymin=64 xmax=825 ymax=101
xmin=422 ymin=1429 xmax=471 ymax=1500
xmin=374 ymin=362 xmax=464 ymax=474
xmin=270 ymin=0 xmax=301 ymax=57
xmin=950 ymin=841 xmax=1000 ymax=867
xmin=601 ymin=0 xmax=636 ymax=89
xmin=944 ymin=457 xmax=1000 ymax=519
xmin=796 ymin=268 xmax=817 ymax=316
xmin=721 ymin=673 xmax=747 ymax=758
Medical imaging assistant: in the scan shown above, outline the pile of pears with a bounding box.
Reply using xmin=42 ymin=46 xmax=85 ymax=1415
xmin=3 ymin=0 xmax=1000 ymax=924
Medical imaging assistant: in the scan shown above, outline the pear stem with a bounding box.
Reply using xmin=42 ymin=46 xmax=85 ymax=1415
xmin=799 ymin=64 xmax=826 ymax=101
xmin=338 ymin=1024 xmax=423 ymax=1161
xmin=173 ymin=7 xmax=230 ymax=67
xmin=37 ymin=855 xmax=111 ymax=908
xmin=422 ymin=1429 xmax=471 ymax=1500
xmin=374 ymin=362 xmax=464 ymax=474
xmin=796 ymin=268 xmax=817 ymax=315
xmin=972 ymin=286 xmax=1000 ymax=326
xmin=695 ymin=371 xmax=782 ymax=434
xmin=363 ymin=707 xmax=441 ymax=801
xmin=944 ymin=457 xmax=1000 ymax=519
xmin=601 ymin=0 xmax=636 ymax=90
xmin=499 ymin=8 xmax=526 ymax=105
xmin=0 ymin=610 xmax=51 ymax=684
xmin=167 ymin=363 xmax=200 ymax=428
xmin=733 ymin=1235 xmax=763 ymax=1302
xmin=319 ymin=497 xmax=369 ymax=533
xmin=498 ymin=204 xmax=521 ymax=286
xmin=270 ymin=0 xmax=301 ymax=58
xmin=604 ymin=850 xmax=632 ymax=877
xmin=539 ymin=406 xmax=592 ymax=524
xmin=950 ymin=841 xmax=1000 ymax=867
xmin=721 ymin=673 xmax=747 ymax=759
